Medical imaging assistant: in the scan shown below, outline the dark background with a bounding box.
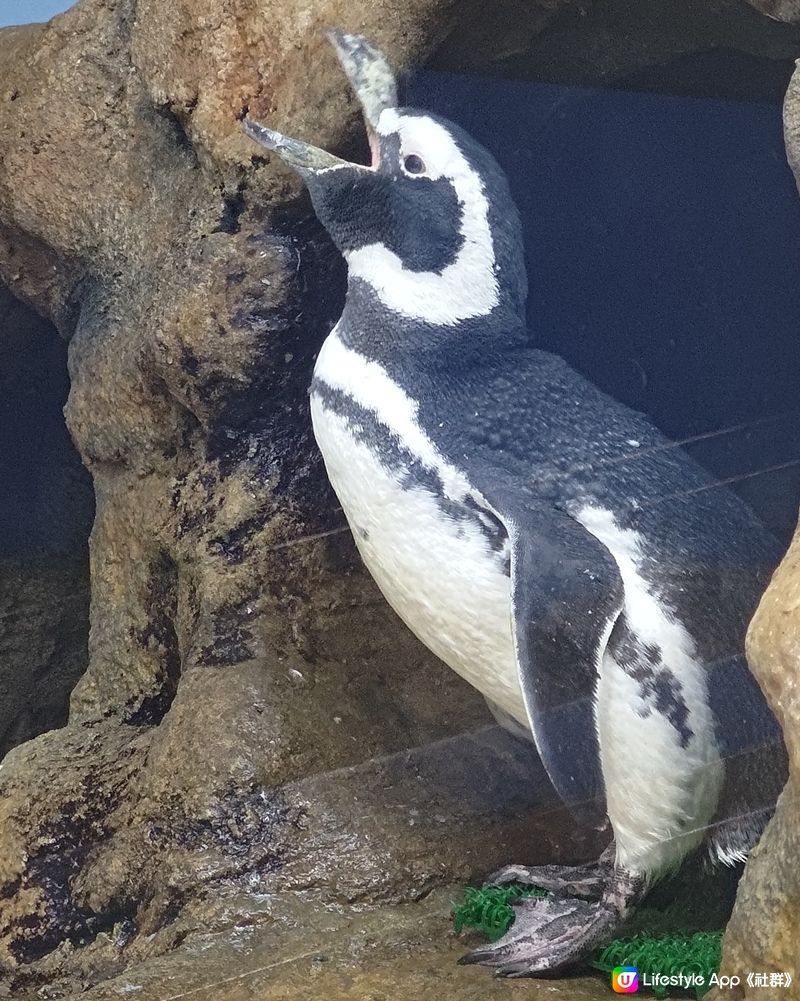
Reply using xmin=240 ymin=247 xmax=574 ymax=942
xmin=408 ymin=66 xmax=800 ymax=542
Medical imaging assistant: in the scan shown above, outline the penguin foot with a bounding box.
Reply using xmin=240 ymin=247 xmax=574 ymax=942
xmin=460 ymin=862 xmax=644 ymax=976
xmin=483 ymin=843 xmax=616 ymax=900
xmin=484 ymin=859 xmax=608 ymax=900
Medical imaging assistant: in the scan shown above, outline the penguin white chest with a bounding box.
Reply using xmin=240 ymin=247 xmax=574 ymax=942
xmin=309 ymin=352 xmax=526 ymax=727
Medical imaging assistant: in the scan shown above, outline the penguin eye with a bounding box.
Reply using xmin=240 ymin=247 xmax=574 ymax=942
xmin=403 ymin=154 xmax=426 ymax=176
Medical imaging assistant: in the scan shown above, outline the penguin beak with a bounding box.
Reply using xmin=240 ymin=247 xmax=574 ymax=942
xmin=242 ymin=29 xmax=398 ymax=174
xmin=241 ymin=118 xmax=350 ymax=172
xmin=326 ymin=30 xmax=398 ymax=133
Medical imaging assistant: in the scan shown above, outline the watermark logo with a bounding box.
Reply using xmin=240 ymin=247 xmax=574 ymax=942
xmin=612 ymin=966 xmax=639 ymax=993
xmin=607 ymin=969 xmax=793 ymax=993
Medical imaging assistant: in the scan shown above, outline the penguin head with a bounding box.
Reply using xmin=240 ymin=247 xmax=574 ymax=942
xmin=243 ymin=32 xmax=527 ymax=327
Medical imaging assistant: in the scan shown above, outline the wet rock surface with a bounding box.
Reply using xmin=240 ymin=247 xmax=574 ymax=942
xmin=12 ymin=890 xmax=612 ymax=1001
xmin=21 ymin=859 xmax=735 ymax=1001
xmin=0 ymin=0 xmax=579 ymax=990
xmin=0 ymin=0 xmax=799 ymax=995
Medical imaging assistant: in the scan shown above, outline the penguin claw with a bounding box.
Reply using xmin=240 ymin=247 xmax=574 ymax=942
xmin=462 ymin=857 xmax=645 ymax=976
xmin=483 ymin=858 xmax=610 ymax=900
xmin=459 ymin=895 xmax=620 ymax=976
xmin=484 ymin=863 xmax=541 ymax=886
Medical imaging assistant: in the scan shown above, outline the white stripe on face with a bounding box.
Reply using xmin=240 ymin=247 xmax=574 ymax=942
xmin=344 ymin=110 xmax=499 ymax=326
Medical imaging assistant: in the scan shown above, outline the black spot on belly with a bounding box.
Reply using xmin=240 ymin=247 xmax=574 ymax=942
xmin=611 ymin=619 xmax=693 ymax=748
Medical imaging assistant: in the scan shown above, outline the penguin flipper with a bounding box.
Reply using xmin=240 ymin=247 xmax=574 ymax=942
xmin=507 ymin=509 xmax=625 ymax=819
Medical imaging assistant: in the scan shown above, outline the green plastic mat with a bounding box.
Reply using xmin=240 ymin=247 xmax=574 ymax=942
xmin=453 ymin=883 xmax=722 ymax=998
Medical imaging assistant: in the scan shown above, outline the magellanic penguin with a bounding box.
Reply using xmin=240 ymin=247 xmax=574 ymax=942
xmin=243 ymin=33 xmax=787 ymax=976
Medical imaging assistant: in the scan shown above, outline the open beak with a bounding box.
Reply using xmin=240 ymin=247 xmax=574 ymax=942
xmin=241 ymin=118 xmax=349 ymax=171
xmin=242 ymin=29 xmax=398 ymax=173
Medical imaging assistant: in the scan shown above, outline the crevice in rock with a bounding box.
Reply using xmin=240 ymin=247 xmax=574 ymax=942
xmin=150 ymin=102 xmax=199 ymax=164
xmin=9 ymin=853 xmax=136 ymax=967
xmin=124 ymin=550 xmax=182 ymax=727
xmin=214 ymin=183 xmax=247 ymax=235
xmin=7 ymin=761 xmax=136 ymax=967
xmin=9 ymin=888 xmax=137 ymax=969
xmin=0 ymin=286 xmax=94 ymax=758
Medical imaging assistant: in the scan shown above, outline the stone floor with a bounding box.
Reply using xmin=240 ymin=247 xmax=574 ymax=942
xmin=72 ymin=890 xmax=619 ymax=1001
xmin=151 ymin=944 xmax=614 ymax=1001
xmin=11 ymin=844 xmax=738 ymax=1000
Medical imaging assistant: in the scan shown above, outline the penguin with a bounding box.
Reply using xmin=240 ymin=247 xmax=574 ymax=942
xmin=243 ymin=32 xmax=787 ymax=976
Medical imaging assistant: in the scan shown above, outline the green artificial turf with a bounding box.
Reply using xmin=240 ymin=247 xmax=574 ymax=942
xmin=453 ymin=883 xmax=722 ymax=998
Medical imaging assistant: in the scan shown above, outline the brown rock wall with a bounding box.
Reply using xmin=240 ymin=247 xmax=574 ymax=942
xmin=0 ymin=0 xmax=579 ymax=990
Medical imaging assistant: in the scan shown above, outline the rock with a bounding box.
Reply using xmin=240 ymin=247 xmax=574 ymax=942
xmin=70 ymin=890 xmax=612 ymax=1001
xmin=747 ymin=0 xmax=800 ymax=24
xmin=0 ymin=0 xmax=582 ymax=991
xmin=785 ymin=57 xmax=800 ymax=190
xmin=433 ymin=0 xmax=800 ymax=100
xmin=712 ymin=532 xmax=800 ymax=996
xmin=709 ymin=62 xmax=800 ymax=1000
